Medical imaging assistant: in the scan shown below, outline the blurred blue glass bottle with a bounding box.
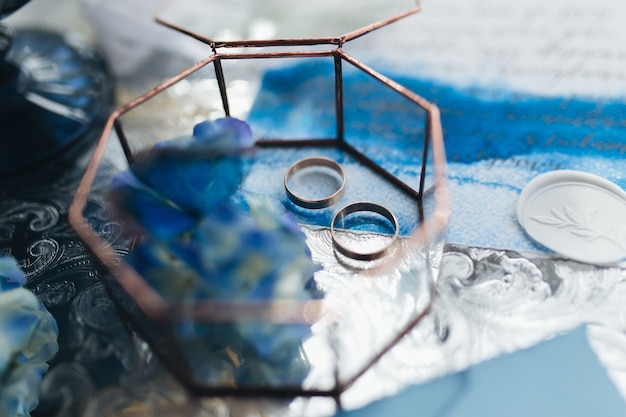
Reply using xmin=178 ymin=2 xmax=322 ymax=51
xmin=0 ymin=0 xmax=113 ymax=184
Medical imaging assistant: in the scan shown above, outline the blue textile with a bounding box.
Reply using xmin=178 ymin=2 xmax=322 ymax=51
xmin=245 ymin=60 xmax=626 ymax=250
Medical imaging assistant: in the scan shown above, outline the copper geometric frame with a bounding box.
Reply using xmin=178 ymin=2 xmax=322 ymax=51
xmin=68 ymin=4 xmax=449 ymax=408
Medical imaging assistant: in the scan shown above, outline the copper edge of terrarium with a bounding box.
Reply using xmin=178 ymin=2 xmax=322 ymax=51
xmin=153 ymin=2 xmax=420 ymax=49
xmin=68 ymin=52 xmax=449 ymax=325
xmin=68 ymin=4 xmax=450 ymax=401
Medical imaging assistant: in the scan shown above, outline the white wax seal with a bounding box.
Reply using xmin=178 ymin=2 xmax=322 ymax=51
xmin=516 ymin=170 xmax=626 ymax=266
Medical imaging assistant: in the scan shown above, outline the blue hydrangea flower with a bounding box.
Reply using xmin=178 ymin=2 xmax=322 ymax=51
xmin=171 ymin=192 xmax=318 ymax=301
xmin=0 ymin=254 xmax=26 ymax=286
xmin=0 ymin=256 xmax=59 ymax=417
xmin=108 ymin=170 xmax=198 ymax=240
xmin=109 ymin=117 xmax=321 ymax=387
xmin=129 ymin=117 xmax=254 ymax=216
xmin=107 ymin=117 xmax=254 ymax=239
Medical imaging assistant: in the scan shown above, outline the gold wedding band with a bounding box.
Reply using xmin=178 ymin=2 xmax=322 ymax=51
xmin=330 ymin=201 xmax=399 ymax=261
xmin=284 ymin=156 xmax=346 ymax=209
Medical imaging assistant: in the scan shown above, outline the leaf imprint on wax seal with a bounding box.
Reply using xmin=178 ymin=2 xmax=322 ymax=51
xmin=531 ymin=206 xmax=626 ymax=251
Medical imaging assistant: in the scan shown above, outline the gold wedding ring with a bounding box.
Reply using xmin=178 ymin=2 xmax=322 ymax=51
xmin=284 ymin=156 xmax=346 ymax=209
xmin=330 ymin=201 xmax=399 ymax=261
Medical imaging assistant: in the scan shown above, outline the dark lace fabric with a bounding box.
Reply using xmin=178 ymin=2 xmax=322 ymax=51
xmin=0 ymin=143 xmax=139 ymax=417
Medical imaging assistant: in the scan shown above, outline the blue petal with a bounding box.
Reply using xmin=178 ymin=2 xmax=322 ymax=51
xmin=108 ymin=171 xmax=197 ymax=240
xmin=0 ymin=257 xmax=26 ymax=289
xmin=130 ymin=146 xmax=245 ymax=215
xmin=127 ymin=238 xmax=215 ymax=302
xmin=193 ymin=117 xmax=254 ymax=151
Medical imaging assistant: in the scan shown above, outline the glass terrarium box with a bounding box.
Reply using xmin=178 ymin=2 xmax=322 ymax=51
xmin=69 ymin=1 xmax=449 ymax=412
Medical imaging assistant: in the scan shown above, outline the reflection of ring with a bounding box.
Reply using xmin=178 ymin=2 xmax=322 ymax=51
xmin=330 ymin=201 xmax=399 ymax=261
xmin=284 ymin=156 xmax=346 ymax=209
